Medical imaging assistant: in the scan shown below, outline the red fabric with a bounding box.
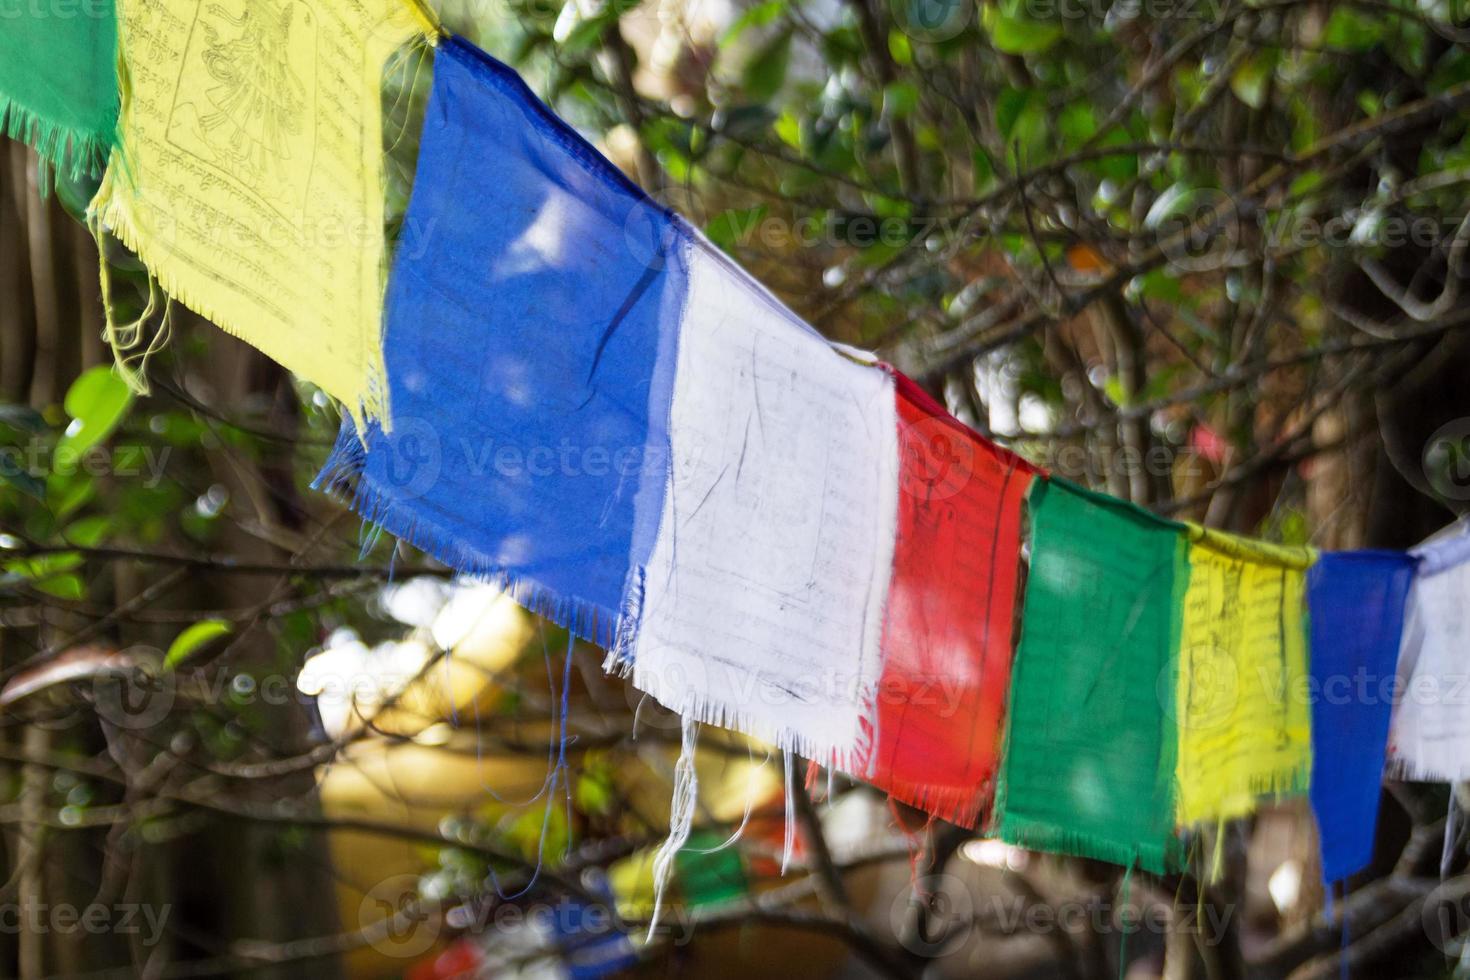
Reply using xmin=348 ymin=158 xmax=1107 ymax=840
xmin=867 ymin=373 xmax=1036 ymax=827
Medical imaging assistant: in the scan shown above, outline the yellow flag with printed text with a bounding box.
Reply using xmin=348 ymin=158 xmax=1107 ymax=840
xmin=1175 ymin=526 xmax=1314 ymax=827
xmin=92 ymin=0 xmax=424 ymax=430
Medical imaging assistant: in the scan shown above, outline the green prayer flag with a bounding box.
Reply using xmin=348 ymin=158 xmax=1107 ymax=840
xmin=995 ymin=479 xmax=1188 ymax=873
xmin=0 ymin=1 xmax=118 ymax=179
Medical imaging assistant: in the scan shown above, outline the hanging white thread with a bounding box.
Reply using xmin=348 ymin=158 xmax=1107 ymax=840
xmin=648 ymin=716 xmax=699 ymax=940
xmin=782 ymin=752 xmax=797 ymax=874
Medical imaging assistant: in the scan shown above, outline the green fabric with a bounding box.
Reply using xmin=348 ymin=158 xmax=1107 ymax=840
xmin=675 ymin=832 xmax=747 ymax=906
xmin=996 ymin=479 xmax=1188 ymax=874
xmin=0 ymin=1 xmax=118 ymax=179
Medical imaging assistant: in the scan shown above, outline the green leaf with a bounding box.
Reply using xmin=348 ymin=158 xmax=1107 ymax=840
xmin=773 ymin=110 xmax=802 ymax=149
xmin=0 ymin=465 xmax=45 ymax=501
xmin=720 ymin=0 xmax=785 ymax=47
xmin=883 ymin=81 xmax=920 ymax=119
xmin=33 ymin=573 xmax=84 ymax=601
xmin=559 ymin=15 xmax=607 ymax=54
xmin=705 ymin=206 xmax=768 ymax=252
xmin=1143 ymin=182 xmax=1206 ymax=230
xmin=46 ymin=475 xmax=96 ymax=522
xmin=58 ymin=367 xmax=133 ymax=458
xmin=165 ymin=619 xmax=233 ymax=669
xmin=1058 ymin=103 xmax=1097 ymax=148
xmin=888 ymin=29 xmax=913 ymax=67
xmin=742 ymin=28 xmax=792 ymax=102
xmin=4 ymin=553 xmax=82 ymax=580
xmin=996 ymin=89 xmax=1047 ymax=167
xmin=1230 ymin=54 xmax=1276 ymax=110
xmin=972 ymin=148 xmax=995 ymax=192
xmin=995 ymin=88 xmax=1030 ymax=139
xmin=63 ymin=515 xmax=112 ymax=548
xmin=1322 ymin=8 xmax=1382 ymax=51
xmin=984 ymin=6 xmax=1061 ymax=55
xmin=575 ymin=770 xmax=615 ymax=815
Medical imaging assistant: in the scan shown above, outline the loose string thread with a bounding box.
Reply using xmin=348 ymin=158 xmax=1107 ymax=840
xmin=92 ymin=214 xmax=171 ymax=395
xmin=399 ymin=0 xmax=445 ymax=42
xmin=781 ymin=752 xmax=797 ymax=874
xmin=648 ymin=716 xmax=699 ymax=939
xmin=685 ymin=744 xmax=767 ymax=856
xmin=1117 ymin=859 xmax=1135 ymax=980
xmin=485 ymin=629 xmax=576 ymax=902
xmin=1443 ymin=787 xmax=1461 ymax=880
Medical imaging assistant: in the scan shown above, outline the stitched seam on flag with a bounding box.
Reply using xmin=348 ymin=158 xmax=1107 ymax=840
xmin=1413 ymin=531 xmax=1470 ymax=574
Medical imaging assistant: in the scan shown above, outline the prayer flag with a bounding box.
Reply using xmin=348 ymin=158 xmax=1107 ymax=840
xmin=1307 ymin=550 xmax=1413 ymax=884
xmin=0 ymin=0 xmax=117 ymax=180
xmin=1387 ymin=526 xmax=1470 ymax=781
xmin=91 ymin=0 xmax=422 ymax=426
xmin=996 ymin=479 xmax=1187 ymax=873
xmin=866 ymin=373 xmax=1035 ymax=826
xmin=316 ymin=36 xmax=686 ymax=646
xmin=1175 ymin=528 xmax=1312 ymax=826
xmin=623 ymin=233 xmax=900 ymax=773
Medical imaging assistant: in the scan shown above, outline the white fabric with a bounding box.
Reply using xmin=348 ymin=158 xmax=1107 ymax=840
xmin=1387 ymin=526 xmax=1470 ymax=780
xmin=629 ymin=239 xmax=900 ymax=772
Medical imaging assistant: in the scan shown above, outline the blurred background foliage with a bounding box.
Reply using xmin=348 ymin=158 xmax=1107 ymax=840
xmin=5 ymin=0 xmax=1470 ymax=977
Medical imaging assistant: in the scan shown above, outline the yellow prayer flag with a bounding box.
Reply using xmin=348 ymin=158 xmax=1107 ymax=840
xmin=91 ymin=0 xmax=424 ymax=430
xmin=1175 ymin=526 xmax=1314 ymax=826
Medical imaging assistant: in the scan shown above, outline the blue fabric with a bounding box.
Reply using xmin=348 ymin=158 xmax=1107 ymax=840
xmin=1307 ymin=550 xmax=1414 ymax=884
xmin=317 ymin=37 xmax=686 ymax=646
xmin=546 ymin=883 xmax=638 ymax=979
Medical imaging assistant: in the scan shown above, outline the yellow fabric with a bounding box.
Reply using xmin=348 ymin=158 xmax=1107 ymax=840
xmin=91 ymin=0 xmax=423 ymax=430
xmin=1175 ymin=525 xmax=1313 ymax=826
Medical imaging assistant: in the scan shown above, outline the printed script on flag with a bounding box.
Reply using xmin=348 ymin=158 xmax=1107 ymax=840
xmin=92 ymin=0 xmax=421 ymax=429
xmin=866 ymin=374 xmax=1034 ymax=826
xmin=629 ymin=239 xmax=901 ymax=773
xmin=1175 ymin=527 xmax=1312 ymax=826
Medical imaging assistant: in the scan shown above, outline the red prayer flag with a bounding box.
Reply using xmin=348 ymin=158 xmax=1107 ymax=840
xmin=865 ymin=373 xmax=1037 ymax=827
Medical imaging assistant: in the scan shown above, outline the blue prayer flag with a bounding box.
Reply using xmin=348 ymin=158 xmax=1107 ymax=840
xmin=1307 ymin=550 xmax=1414 ymax=884
xmin=317 ymin=37 xmax=686 ymax=646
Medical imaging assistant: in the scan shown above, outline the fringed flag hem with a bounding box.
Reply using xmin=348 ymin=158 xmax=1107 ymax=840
xmin=314 ymin=429 xmax=625 ymax=649
xmin=0 ymin=96 xmax=113 ymax=184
